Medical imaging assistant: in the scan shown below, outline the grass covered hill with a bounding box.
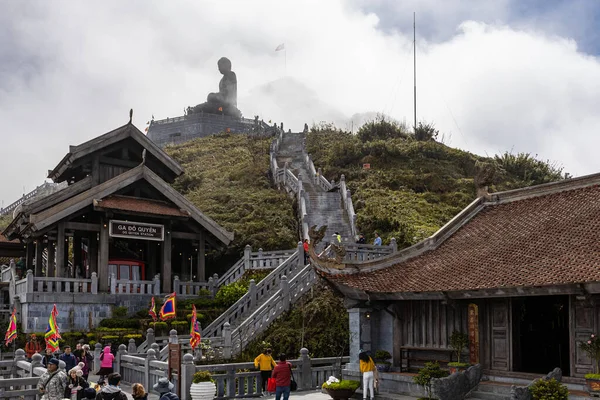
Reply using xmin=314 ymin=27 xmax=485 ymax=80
xmin=166 ymin=132 xmax=298 ymax=265
xmin=306 ymin=119 xmax=566 ymax=248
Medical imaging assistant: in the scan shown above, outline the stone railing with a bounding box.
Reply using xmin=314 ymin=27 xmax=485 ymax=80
xmin=343 ymin=242 xmax=397 ymax=262
xmin=231 ymin=263 xmax=317 ymax=356
xmin=1 ymin=262 xmax=13 ymax=282
xmin=304 ymin=153 xmax=334 ymax=192
xmin=112 ymin=276 xmax=158 ymax=295
xmin=174 ymin=278 xmax=212 ymax=297
xmin=202 ymin=243 xmax=304 ymax=339
xmin=338 ymin=174 xmax=357 ymax=238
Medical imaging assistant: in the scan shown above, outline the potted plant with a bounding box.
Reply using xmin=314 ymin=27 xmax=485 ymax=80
xmin=190 ymin=370 xmax=216 ymax=400
xmin=413 ymin=361 xmax=448 ymax=400
xmin=579 ymin=333 xmax=600 ymax=395
xmin=373 ymin=350 xmax=392 ymax=372
xmin=448 ymin=331 xmax=470 ymax=374
xmin=529 ymin=378 xmax=568 ymax=400
xmin=322 ymin=376 xmax=360 ymax=400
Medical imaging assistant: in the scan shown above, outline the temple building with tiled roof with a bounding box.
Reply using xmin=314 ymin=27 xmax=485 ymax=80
xmin=312 ymin=173 xmax=600 ymax=381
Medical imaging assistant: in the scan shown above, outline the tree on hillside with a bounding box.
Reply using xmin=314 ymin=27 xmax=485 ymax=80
xmin=414 ymin=122 xmax=439 ymax=141
xmin=357 ymin=115 xmax=410 ymax=142
xmin=494 ymin=152 xmax=567 ymax=186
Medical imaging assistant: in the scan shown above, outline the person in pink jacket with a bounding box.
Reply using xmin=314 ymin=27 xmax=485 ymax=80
xmin=96 ymin=346 xmax=114 ymax=380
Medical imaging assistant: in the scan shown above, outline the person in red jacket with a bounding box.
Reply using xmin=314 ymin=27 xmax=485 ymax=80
xmin=271 ymin=353 xmax=292 ymax=400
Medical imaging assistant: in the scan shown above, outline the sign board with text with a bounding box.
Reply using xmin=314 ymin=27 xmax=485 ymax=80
xmin=109 ymin=220 xmax=164 ymax=241
xmin=468 ymin=303 xmax=480 ymax=365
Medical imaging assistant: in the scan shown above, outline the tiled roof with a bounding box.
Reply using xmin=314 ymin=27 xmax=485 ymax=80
xmin=96 ymin=196 xmax=189 ymax=217
xmin=0 ymin=234 xmax=18 ymax=244
xmin=327 ymin=184 xmax=600 ymax=293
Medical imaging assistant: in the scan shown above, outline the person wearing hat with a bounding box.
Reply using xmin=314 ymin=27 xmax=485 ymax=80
xmin=95 ymin=373 xmax=127 ymax=400
xmin=25 ymin=334 xmax=42 ymax=360
xmin=65 ymin=362 xmax=89 ymax=400
xmin=37 ymin=358 xmax=67 ymax=400
xmin=153 ymin=377 xmax=179 ymax=400
xmin=78 ymin=344 xmax=94 ymax=381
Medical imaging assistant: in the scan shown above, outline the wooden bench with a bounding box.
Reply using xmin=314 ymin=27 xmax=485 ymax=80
xmin=400 ymin=346 xmax=454 ymax=372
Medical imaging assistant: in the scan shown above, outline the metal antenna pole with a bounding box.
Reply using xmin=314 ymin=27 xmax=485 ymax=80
xmin=413 ymin=12 xmax=417 ymax=133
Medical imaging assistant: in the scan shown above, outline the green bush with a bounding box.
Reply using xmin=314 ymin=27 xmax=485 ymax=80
xmin=192 ymin=370 xmax=214 ymax=384
xmin=413 ymin=362 xmax=448 ymax=399
xmin=321 ymin=380 xmax=360 ymax=391
xmin=449 ymin=331 xmax=469 ymax=364
xmin=99 ymin=318 xmax=140 ymax=329
xmin=529 ymin=378 xmax=568 ymax=400
xmin=447 ymin=362 xmax=469 ymax=368
xmin=102 ymin=335 xmax=119 ymax=341
xmin=585 ymin=373 xmax=600 ymax=380
xmin=113 ymin=306 xmax=128 ymax=318
xmin=215 ymin=281 xmax=249 ymax=307
xmin=153 ymin=322 xmax=169 ymax=335
xmin=374 ymin=350 xmax=391 ymax=361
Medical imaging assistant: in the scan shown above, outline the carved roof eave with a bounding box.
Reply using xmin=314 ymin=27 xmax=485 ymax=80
xmin=11 ymin=165 xmax=233 ymax=246
xmin=47 ymin=122 xmax=184 ymax=181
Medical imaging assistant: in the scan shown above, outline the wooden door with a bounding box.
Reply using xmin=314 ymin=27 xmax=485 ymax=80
xmin=490 ymin=299 xmax=511 ymax=371
xmin=572 ymin=297 xmax=594 ymax=376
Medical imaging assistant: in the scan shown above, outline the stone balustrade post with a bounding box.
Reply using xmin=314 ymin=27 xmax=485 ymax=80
xmin=346 ymin=190 xmax=352 ymax=209
xmin=153 ymin=274 xmax=161 ymax=295
xmin=145 ymin=348 xmax=157 ymax=390
xmin=226 ymin=365 xmax=236 ymax=397
xmin=173 ymin=276 xmax=180 ymax=295
xmin=244 ymin=244 xmax=252 ymax=271
xmin=248 ymin=279 xmax=257 ymax=309
xmin=91 ymin=272 xmax=98 ymax=294
xmin=31 ymin=352 xmax=43 ymax=376
xmin=150 ymin=343 xmax=160 ymax=354
xmin=146 ymin=328 xmax=156 ymax=346
xmin=281 ymin=275 xmax=290 ymax=310
xmin=299 ymin=348 xmax=312 ymax=390
xmin=390 ymin=238 xmax=397 ymax=253
xmin=110 ymin=272 xmax=116 ymax=294
xmin=283 ymin=162 xmax=289 ymax=184
xmin=128 ymin=338 xmax=137 ymax=354
xmin=297 ymin=242 xmax=304 ymax=268
xmin=26 ymin=269 xmax=34 ymax=293
xmin=208 ymin=277 xmax=215 ymax=298
xmin=169 ymin=329 xmax=178 ymax=344
xmin=14 ymin=349 xmax=26 ymax=373
xmin=181 ymin=353 xmax=195 ymax=400
xmin=115 ymin=344 xmax=127 ymax=375
xmin=317 ymin=167 xmax=322 ymax=184
xmin=257 ymin=248 xmax=263 ymax=268
xmin=222 ymin=322 xmax=232 ymax=359
xmin=94 ymin=343 xmax=102 ymax=372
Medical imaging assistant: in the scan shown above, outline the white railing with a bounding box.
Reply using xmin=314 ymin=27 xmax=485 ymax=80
xmin=202 ymin=247 xmax=302 ymax=339
xmin=113 ymin=279 xmax=157 ymax=294
xmin=1 ymin=263 xmax=13 ymax=282
xmin=217 ymin=257 xmax=245 ymax=287
xmin=343 ymin=242 xmax=397 ymax=262
xmin=174 ymin=279 xmax=211 ymax=296
xmin=339 ymin=175 xmax=357 ymax=238
xmin=34 ymin=276 xmax=95 ymax=294
xmin=248 ymin=249 xmax=296 ymax=269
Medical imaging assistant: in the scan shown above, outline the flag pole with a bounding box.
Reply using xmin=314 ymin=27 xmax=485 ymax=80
xmin=413 ymin=11 xmax=417 ymax=133
xmin=285 ymin=48 xmax=287 ymax=76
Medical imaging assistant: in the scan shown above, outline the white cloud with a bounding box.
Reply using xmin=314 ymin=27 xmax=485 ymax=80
xmin=1 ymin=0 xmax=600 ymax=206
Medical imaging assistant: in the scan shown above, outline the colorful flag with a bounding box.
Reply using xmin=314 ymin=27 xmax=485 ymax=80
xmin=159 ymin=293 xmax=177 ymax=321
xmin=4 ymin=308 xmax=17 ymax=346
xmin=190 ymin=305 xmax=201 ymax=350
xmin=149 ymin=297 xmax=157 ymax=322
xmin=45 ymin=304 xmax=61 ymax=352
xmin=275 ymin=43 xmax=285 ymax=51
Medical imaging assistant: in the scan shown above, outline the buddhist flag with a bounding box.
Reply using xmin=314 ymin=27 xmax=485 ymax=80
xmin=149 ymin=297 xmax=157 ymax=322
xmin=275 ymin=43 xmax=285 ymax=51
xmin=190 ymin=305 xmax=201 ymax=350
xmin=159 ymin=293 xmax=176 ymax=321
xmin=4 ymin=308 xmax=17 ymax=346
xmin=45 ymin=304 xmax=61 ymax=352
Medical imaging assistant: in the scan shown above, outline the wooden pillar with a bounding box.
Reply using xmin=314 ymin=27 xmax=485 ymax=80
xmin=98 ymin=220 xmax=109 ymax=292
xmin=197 ymin=234 xmax=206 ymax=282
xmin=25 ymin=242 xmax=35 ymax=272
xmin=89 ymin=233 xmax=98 ymax=277
xmin=73 ymin=234 xmax=82 ymax=278
xmin=34 ymin=240 xmax=44 ymax=277
xmin=47 ymin=241 xmax=56 ymax=277
xmin=56 ymin=223 xmax=65 ymax=278
xmin=162 ymin=223 xmax=172 ymax=293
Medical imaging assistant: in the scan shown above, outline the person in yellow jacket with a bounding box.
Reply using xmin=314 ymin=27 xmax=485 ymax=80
xmin=359 ymin=351 xmax=377 ymax=400
xmin=254 ymin=348 xmax=277 ymax=394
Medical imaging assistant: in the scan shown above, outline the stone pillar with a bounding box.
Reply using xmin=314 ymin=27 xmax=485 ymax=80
xmin=26 ymin=270 xmax=34 ymax=293
xmin=257 ymin=248 xmax=263 ymax=268
xmin=298 ymin=348 xmax=312 ymax=390
xmin=208 ymin=276 xmax=215 ymax=298
xmin=223 ymin=322 xmax=232 ymax=359
xmin=297 ymin=241 xmax=304 ymax=268
xmin=31 ymin=352 xmax=43 ymax=376
xmin=73 ymin=234 xmax=82 ymax=278
xmin=347 ymin=308 xmax=372 ymax=370
xmin=197 ymin=235 xmax=206 ymax=281
xmin=110 ymin=272 xmax=116 ymax=294
xmin=94 ymin=343 xmax=102 ymax=372
xmin=150 ymin=343 xmax=160 ymax=355
xmin=26 ymin=241 xmax=35 ymax=272
xmin=56 ymin=224 xmax=65 ymax=278
xmin=34 ymin=240 xmax=44 ymax=277
xmin=390 ymin=238 xmax=397 ymax=253
xmin=163 ymin=227 xmax=172 ymax=293
xmin=14 ymin=348 xmax=26 ymax=364
xmin=115 ymin=344 xmax=127 ymax=375
xmin=89 ymin=233 xmax=98 ymax=276
xmin=181 ymin=353 xmax=195 ymax=400
xmin=98 ymin=220 xmax=109 ymax=292
xmin=153 ymin=274 xmax=161 ymax=295
xmin=169 ymin=329 xmax=178 ymax=344
xmin=47 ymin=241 xmax=55 ymax=277
xmin=146 ymin=328 xmax=155 ymax=346
xmin=281 ymin=276 xmax=290 ymax=310
xmin=145 ymin=349 xmax=157 ymax=390
xmin=91 ymin=272 xmax=98 ymax=294
xmin=244 ymin=245 xmax=251 ymax=270
xmin=173 ymin=276 xmax=180 ymax=295
xmin=248 ymin=279 xmax=257 ymax=309
xmin=128 ymin=339 xmax=137 ymax=354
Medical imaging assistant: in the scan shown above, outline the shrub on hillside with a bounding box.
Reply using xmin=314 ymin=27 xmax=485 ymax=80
xmin=99 ymin=318 xmax=140 ymax=329
xmin=357 ymin=116 xmax=410 ymax=142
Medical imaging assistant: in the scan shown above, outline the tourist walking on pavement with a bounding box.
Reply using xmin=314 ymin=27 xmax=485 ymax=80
xmin=60 ymin=345 xmax=78 ymax=372
xmin=132 ymin=383 xmax=148 ymax=400
xmin=96 ymin=346 xmax=115 ymax=380
xmin=95 ymin=373 xmax=128 ymax=400
xmin=271 ymin=353 xmax=292 ymax=400
xmin=373 ymin=232 xmax=382 ymax=246
xmin=25 ymin=334 xmax=42 ymax=360
xmin=78 ymin=344 xmax=94 ymax=381
xmin=359 ymin=351 xmax=377 ymax=400
xmin=65 ymin=363 xmax=89 ymax=400
xmin=38 ymin=358 xmax=67 ymax=400
xmin=154 ymin=378 xmax=180 ymax=400
xmin=254 ymin=348 xmax=276 ymax=394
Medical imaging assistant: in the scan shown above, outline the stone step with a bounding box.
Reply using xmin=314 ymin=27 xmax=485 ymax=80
xmin=468 ymin=391 xmax=508 ymax=400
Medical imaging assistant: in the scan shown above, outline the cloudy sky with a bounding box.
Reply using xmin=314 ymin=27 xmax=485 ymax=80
xmin=1 ymin=0 xmax=600 ymax=206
